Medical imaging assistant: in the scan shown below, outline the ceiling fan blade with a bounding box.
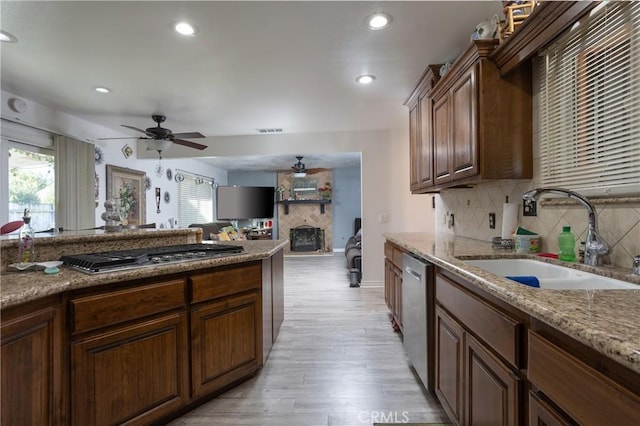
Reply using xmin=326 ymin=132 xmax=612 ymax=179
xmin=172 ymin=131 xmax=205 ymax=139
xmin=173 ymin=138 xmax=207 ymax=150
xmin=96 ymin=136 xmax=138 ymax=140
xmin=307 ymin=168 xmax=329 ymax=174
xmin=121 ymin=124 xmax=154 ymax=136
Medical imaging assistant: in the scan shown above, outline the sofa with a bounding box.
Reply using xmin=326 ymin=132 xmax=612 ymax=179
xmin=188 ymin=222 xmax=234 ymax=240
xmin=345 ymin=218 xmax=362 ymax=287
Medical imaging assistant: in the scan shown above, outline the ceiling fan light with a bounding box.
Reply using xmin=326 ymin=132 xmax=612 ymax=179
xmin=145 ymin=139 xmax=173 ymax=152
xmin=94 ymin=86 xmax=111 ymax=94
xmin=294 ymin=172 xmax=307 ymax=178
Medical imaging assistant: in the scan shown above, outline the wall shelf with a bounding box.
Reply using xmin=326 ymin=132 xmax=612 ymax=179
xmin=278 ymin=199 xmax=331 ymax=215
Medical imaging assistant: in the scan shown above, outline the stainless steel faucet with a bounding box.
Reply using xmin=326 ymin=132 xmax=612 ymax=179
xmin=522 ymin=187 xmax=610 ymax=266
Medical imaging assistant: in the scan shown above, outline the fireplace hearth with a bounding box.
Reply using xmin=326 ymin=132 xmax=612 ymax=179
xmin=290 ymin=225 xmax=324 ymax=252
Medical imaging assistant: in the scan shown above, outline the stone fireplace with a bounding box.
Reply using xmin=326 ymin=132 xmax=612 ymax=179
xmin=290 ymin=226 xmax=325 ymax=252
xmin=277 ymin=170 xmax=333 ymax=254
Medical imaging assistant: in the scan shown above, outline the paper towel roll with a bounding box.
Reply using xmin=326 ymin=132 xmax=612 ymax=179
xmin=501 ymin=203 xmax=519 ymax=240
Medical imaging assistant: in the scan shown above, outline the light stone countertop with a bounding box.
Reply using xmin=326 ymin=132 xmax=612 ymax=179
xmin=0 ymin=239 xmax=288 ymax=310
xmin=384 ymin=232 xmax=640 ymax=374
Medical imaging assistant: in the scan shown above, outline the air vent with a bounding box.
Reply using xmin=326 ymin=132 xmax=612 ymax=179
xmin=256 ymin=128 xmax=283 ymax=133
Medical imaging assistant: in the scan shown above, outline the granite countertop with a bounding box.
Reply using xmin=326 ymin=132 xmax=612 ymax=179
xmin=384 ymin=232 xmax=640 ymax=374
xmin=1 ymin=239 xmax=288 ymax=310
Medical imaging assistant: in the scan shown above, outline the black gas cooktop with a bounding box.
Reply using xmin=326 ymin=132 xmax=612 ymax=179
xmin=60 ymin=244 xmax=244 ymax=274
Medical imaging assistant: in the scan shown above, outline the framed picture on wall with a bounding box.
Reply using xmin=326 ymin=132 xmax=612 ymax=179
xmin=106 ymin=164 xmax=146 ymax=226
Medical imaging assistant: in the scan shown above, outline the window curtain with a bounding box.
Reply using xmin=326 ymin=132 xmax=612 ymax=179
xmin=55 ymin=135 xmax=95 ymax=230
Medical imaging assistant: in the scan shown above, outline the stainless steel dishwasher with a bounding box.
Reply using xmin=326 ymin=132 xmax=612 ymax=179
xmin=402 ymin=253 xmax=432 ymax=389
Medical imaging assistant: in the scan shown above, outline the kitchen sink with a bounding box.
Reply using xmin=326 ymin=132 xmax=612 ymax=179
xmin=463 ymin=258 xmax=638 ymax=290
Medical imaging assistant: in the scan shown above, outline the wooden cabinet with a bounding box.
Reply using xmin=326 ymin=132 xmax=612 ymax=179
xmin=465 ymin=333 xmax=519 ymax=426
xmin=1 ymin=298 xmax=65 ymax=426
xmin=406 ymin=65 xmax=441 ymax=193
xmin=2 ymin=254 xmax=280 ymax=424
xmin=191 ymin=292 xmax=261 ymax=398
xmin=384 ymin=241 xmax=406 ymax=331
xmin=528 ymin=330 xmax=640 ymax=425
xmin=528 ymin=392 xmax=572 ymax=426
xmin=71 ymin=313 xmax=189 ymax=425
xmin=261 ymin=248 xmax=285 ymax=361
xmin=435 ymin=306 xmax=464 ymax=425
xmin=190 ymin=262 xmax=263 ymax=397
xmin=434 ymin=67 xmax=478 ymax=185
xmin=70 ymin=279 xmax=189 ymax=425
xmin=433 ymin=267 xmax=640 ymax=426
xmin=435 ymin=271 xmax=523 ymax=426
xmin=406 ymin=39 xmax=532 ymax=193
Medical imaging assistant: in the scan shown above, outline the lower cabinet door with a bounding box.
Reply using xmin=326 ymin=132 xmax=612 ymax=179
xmin=191 ymin=292 xmax=261 ymax=398
xmin=528 ymin=392 xmax=572 ymax=426
xmin=1 ymin=303 xmax=64 ymax=425
xmin=71 ymin=313 xmax=189 ymax=426
xmin=435 ymin=306 xmax=464 ymax=425
xmin=465 ymin=333 xmax=519 ymax=426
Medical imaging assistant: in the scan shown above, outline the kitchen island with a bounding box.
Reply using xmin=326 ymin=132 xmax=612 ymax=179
xmin=385 ymin=232 xmax=640 ymax=426
xmin=1 ymin=228 xmax=286 ymax=425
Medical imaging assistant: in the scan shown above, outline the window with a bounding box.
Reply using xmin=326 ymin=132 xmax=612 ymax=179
xmin=1 ymin=119 xmax=56 ymax=231
xmin=537 ymin=1 xmax=640 ymax=195
xmin=177 ymin=171 xmax=214 ymax=227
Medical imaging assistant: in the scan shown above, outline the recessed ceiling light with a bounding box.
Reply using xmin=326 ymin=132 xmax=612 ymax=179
xmin=175 ymin=22 xmax=196 ymax=36
xmin=94 ymin=86 xmax=111 ymax=94
xmin=0 ymin=30 xmax=17 ymax=43
xmin=356 ymin=75 xmax=376 ymax=84
xmin=366 ymin=12 xmax=392 ymax=30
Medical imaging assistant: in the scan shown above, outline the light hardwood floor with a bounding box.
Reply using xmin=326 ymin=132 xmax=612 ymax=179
xmin=170 ymin=255 xmax=448 ymax=426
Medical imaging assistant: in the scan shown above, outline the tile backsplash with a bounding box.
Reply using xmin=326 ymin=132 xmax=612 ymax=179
xmin=436 ymin=181 xmax=640 ymax=269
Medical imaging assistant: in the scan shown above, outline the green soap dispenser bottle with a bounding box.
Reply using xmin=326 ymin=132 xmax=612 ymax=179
xmin=558 ymin=226 xmax=576 ymax=262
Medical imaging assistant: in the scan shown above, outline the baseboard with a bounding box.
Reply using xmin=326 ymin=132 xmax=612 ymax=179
xmin=360 ymin=280 xmax=383 ymax=288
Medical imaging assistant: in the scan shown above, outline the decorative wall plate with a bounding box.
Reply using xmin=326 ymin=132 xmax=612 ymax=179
xmin=164 ymin=191 xmax=170 ymax=204
xmin=94 ymin=146 xmax=104 ymax=164
xmin=166 ymin=168 xmax=173 ymax=181
xmin=144 ymin=176 xmax=152 ymax=190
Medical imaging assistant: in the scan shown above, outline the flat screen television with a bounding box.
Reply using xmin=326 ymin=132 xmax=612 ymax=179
xmin=216 ymin=186 xmax=275 ymax=220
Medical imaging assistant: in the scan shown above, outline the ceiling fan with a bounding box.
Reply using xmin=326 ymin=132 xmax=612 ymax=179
xmin=98 ymin=114 xmax=207 ymax=151
xmin=287 ymin=156 xmax=329 ymax=176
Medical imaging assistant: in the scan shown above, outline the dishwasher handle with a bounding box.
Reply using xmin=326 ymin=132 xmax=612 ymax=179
xmin=404 ymin=266 xmax=423 ymax=282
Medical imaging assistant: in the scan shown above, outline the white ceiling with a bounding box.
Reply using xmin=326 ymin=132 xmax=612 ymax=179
xmin=0 ymin=1 xmax=502 ymax=171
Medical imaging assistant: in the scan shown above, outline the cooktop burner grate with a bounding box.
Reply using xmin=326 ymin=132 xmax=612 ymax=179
xmin=61 ymin=244 xmax=244 ymax=274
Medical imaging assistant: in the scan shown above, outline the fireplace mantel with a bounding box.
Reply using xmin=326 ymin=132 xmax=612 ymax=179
xmin=278 ymin=199 xmax=331 ymax=214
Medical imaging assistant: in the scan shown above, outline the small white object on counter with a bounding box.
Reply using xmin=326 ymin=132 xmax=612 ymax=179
xmin=501 ymin=203 xmax=519 ymax=240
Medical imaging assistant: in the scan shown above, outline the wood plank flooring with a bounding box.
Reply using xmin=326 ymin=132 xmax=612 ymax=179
xmin=170 ymin=255 xmax=448 ymax=426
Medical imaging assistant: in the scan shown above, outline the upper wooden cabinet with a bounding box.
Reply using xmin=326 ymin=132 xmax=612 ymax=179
xmin=406 ymin=39 xmax=532 ymax=193
xmin=407 ymin=65 xmax=440 ymax=192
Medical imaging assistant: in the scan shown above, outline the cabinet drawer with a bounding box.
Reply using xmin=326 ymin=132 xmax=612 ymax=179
xmin=71 ymin=279 xmax=186 ymax=334
xmin=384 ymin=242 xmax=393 ymax=260
xmin=393 ymin=247 xmax=405 ymax=268
xmin=191 ymin=262 xmax=261 ymax=303
xmin=528 ymin=331 xmax=640 ymax=425
xmin=436 ymin=274 xmax=520 ymax=367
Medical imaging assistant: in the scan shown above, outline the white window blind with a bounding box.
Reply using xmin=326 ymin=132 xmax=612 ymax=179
xmin=177 ymin=171 xmax=214 ymax=227
xmin=537 ymin=1 xmax=640 ymax=196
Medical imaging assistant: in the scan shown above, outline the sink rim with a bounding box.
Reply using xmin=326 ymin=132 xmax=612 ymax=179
xmin=459 ymin=257 xmax=639 ymax=290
